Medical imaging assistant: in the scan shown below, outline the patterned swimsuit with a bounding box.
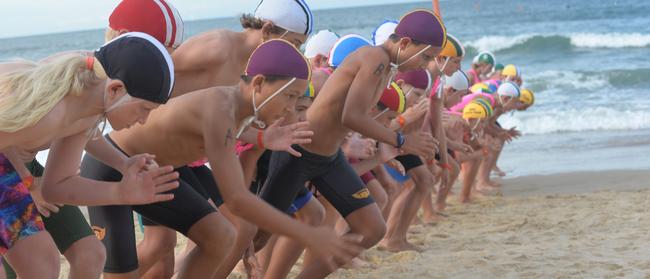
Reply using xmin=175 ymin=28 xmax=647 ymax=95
xmin=0 ymin=153 xmax=44 ymax=255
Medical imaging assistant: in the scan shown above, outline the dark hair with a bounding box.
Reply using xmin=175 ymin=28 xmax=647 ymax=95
xmin=388 ymin=33 xmax=423 ymax=45
xmin=240 ymin=74 xmax=292 ymax=84
xmin=240 ymin=14 xmax=287 ymax=35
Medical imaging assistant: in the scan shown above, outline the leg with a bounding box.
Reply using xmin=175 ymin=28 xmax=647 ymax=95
xmin=297 ymin=204 xmax=385 ymax=279
xmin=212 ymin=206 xmax=258 ymax=279
xmin=460 ymin=157 xmax=482 ymax=203
xmin=366 ymin=179 xmax=387 ymax=212
xmin=265 ymin=197 xmax=324 ymax=279
xmin=4 ymin=232 xmax=59 ymax=279
xmin=142 ymin=249 xmax=175 ymax=279
xmin=381 ymin=165 xmax=433 ymax=252
xmin=136 ymin=225 xmax=177 ymax=278
xmin=63 ymin=236 xmax=107 ymax=279
xmin=434 ymin=158 xmax=460 ymax=213
xmin=176 ymin=212 xmax=236 ymax=279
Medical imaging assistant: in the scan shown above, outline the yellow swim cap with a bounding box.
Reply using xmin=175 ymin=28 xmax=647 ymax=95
xmin=462 ymin=102 xmax=487 ymax=119
xmin=438 ymin=34 xmax=465 ymax=58
xmin=502 ymin=64 xmax=520 ymax=78
xmin=520 ymin=88 xmax=535 ymax=105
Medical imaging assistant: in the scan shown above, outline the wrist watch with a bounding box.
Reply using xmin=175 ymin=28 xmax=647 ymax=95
xmin=395 ymin=132 xmax=405 ymax=148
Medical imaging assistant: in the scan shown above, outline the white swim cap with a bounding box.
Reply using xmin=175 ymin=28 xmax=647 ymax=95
xmin=304 ymin=30 xmax=339 ymax=58
xmin=255 ymin=0 xmax=313 ymax=35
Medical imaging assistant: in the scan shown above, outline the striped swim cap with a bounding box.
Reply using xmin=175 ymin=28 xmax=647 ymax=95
xmin=109 ymin=0 xmax=184 ymax=48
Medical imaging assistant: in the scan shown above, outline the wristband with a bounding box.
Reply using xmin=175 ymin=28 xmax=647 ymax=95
xmin=22 ymin=176 xmax=34 ymax=189
xmin=397 ymin=115 xmax=406 ymax=129
xmin=395 ymin=132 xmax=405 ymax=149
xmin=257 ymin=130 xmax=265 ymax=150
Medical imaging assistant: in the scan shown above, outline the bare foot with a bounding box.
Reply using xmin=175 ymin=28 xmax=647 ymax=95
xmin=422 ymin=213 xmax=444 ymax=225
xmin=378 ymin=239 xmax=424 ymax=252
xmin=411 ymin=216 xmax=423 ymax=226
xmin=492 ymin=166 xmax=506 ymax=177
xmin=434 ymin=202 xmax=447 ymax=212
xmin=243 ymin=245 xmax=263 ymax=279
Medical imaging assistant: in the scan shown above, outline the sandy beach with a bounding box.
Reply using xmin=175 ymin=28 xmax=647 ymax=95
xmin=56 ymin=169 xmax=650 ymax=278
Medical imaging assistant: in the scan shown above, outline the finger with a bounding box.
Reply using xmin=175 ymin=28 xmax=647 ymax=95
xmin=128 ymin=157 xmax=147 ymax=173
xmin=291 ymin=138 xmax=312 ymax=145
xmin=153 ymin=193 xmax=175 ymax=203
xmin=145 ymin=166 xmax=176 ymax=177
xmin=153 ymin=172 xmax=180 ymax=185
xmin=292 ymin=131 xmax=314 ymax=138
xmin=155 ymin=181 xmax=179 ymax=193
xmin=44 ymin=203 xmax=60 ymax=213
xmin=290 ymin=121 xmax=310 ymax=130
xmin=287 ymin=147 xmax=303 ymax=157
xmin=37 ymin=206 xmax=51 ymax=217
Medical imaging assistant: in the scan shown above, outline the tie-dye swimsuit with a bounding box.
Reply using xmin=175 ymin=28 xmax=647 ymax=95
xmin=0 ymin=153 xmax=44 ymax=254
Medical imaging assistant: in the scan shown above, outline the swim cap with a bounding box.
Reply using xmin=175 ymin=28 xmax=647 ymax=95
xmin=482 ymin=80 xmax=500 ymax=93
xmin=462 ymin=102 xmax=487 ymax=119
xmin=95 ymin=32 xmax=174 ymax=104
xmin=372 ymin=20 xmax=398 ymax=46
xmin=394 ymin=9 xmax=446 ymax=47
xmin=439 ymin=34 xmax=465 ymax=57
xmin=494 ymin=63 xmax=504 ymax=71
xmin=379 ymin=82 xmax=406 ymax=113
xmin=473 ymin=98 xmax=494 ymax=117
xmin=394 ymin=69 xmax=432 ymax=90
xmin=109 ymin=0 xmax=184 ymax=48
xmin=502 ymin=64 xmax=520 ymax=78
xmin=477 ymin=51 xmax=496 ymax=65
xmin=470 ymin=83 xmax=492 ymax=94
xmin=497 ymin=82 xmax=521 ymax=98
xmin=445 ymin=70 xmax=470 ymax=91
xmin=304 ymin=30 xmax=339 ymax=58
xmin=245 ymin=39 xmax=311 ymax=80
xmin=519 ymin=88 xmax=535 ymax=105
xmin=255 ymin=0 xmax=313 ymax=35
xmin=328 ymin=34 xmax=372 ymax=68
xmin=304 ymin=81 xmax=315 ymax=98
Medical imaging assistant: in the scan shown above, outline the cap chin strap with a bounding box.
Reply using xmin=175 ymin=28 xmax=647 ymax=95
xmin=89 ymin=92 xmax=133 ymax=140
xmin=387 ymin=44 xmax=432 ymax=88
xmin=236 ymin=78 xmax=297 ymax=138
xmin=435 ymin=57 xmax=451 ymax=76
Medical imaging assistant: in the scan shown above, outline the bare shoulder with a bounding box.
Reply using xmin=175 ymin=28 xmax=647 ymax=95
xmin=354 ymin=46 xmax=390 ymax=65
xmin=173 ymin=30 xmax=235 ymax=68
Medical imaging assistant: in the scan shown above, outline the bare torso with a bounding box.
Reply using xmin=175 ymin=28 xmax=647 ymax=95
xmin=110 ymin=87 xmax=238 ymax=167
xmin=304 ymin=47 xmax=390 ymax=156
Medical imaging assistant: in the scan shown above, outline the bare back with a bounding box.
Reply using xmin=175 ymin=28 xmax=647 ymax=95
xmin=171 ymin=30 xmax=250 ymax=97
xmin=304 ymin=46 xmax=391 ymax=156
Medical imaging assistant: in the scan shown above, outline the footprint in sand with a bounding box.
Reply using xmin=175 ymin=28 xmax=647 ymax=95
xmin=387 ymin=251 xmax=419 ymax=263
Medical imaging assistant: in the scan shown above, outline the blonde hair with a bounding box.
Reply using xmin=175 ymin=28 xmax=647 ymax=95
xmin=105 ymin=28 xmax=121 ymax=43
xmin=0 ymin=54 xmax=103 ymax=132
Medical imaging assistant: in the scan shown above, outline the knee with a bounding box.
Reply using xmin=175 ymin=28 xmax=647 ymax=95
xmin=355 ymin=220 xmax=386 ymax=248
xmin=197 ymin=218 xmax=237 ymax=256
xmin=143 ymin=228 xmax=177 ymax=253
xmin=65 ymin=237 xmax=106 ymax=271
xmin=236 ymin=220 xmax=259 ymax=241
xmin=411 ymin=171 xmax=434 ymax=194
xmin=297 ymin=201 xmax=325 ymax=226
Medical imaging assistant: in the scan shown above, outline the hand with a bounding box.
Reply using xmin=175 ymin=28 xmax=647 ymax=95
xmin=118 ymin=157 xmax=180 ymax=205
xmin=29 ymin=177 xmax=61 ymax=217
xmin=458 ymin=143 xmax=473 ymax=153
xmin=122 ymin=153 xmax=158 ymax=174
xmin=262 ymin=118 xmax=314 ymax=157
xmin=303 ymin=226 xmax=364 ymax=272
xmin=401 ymin=132 xmax=437 ymax=159
xmin=378 ymin=143 xmax=399 ymax=163
xmin=508 ymin=128 xmax=521 ymax=138
xmin=343 ymin=133 xmax=376 ymax=159
xmin=402 ymin=98 xmax=429 ymax=124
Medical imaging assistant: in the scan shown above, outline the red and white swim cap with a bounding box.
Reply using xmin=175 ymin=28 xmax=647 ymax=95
xmin=109 ymin=0 xmax=184 ymax=49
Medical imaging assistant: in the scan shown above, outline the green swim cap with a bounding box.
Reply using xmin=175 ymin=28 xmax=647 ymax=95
xmin=477 ymin=51 xmax=495 ymax=66
xmin=494 ymin=63 xmax=504 ymax=71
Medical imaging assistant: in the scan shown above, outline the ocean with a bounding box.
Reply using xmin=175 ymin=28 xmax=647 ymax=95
xmin=1 ymin=0 xmax=649 ymax=177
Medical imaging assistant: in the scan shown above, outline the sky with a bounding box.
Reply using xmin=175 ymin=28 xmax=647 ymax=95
xmin=0 ymin=0 xmax=426 ymax=39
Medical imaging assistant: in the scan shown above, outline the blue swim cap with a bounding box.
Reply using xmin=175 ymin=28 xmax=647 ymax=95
xmin=328 ymin=34 xmax=372 ymax=68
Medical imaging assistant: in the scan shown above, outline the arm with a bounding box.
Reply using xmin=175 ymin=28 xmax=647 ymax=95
xmin=237 ymin=145 xmax=265 ymax=187
xmin=84 ymin=133 xmax=128 ymax=173
xmin=41 ymin=131 xmax=178 ymax=206
xmin=204 ymin=116 xmax=362 ymax=262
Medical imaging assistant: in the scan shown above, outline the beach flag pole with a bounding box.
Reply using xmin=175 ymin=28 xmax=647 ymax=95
xmin=432 ymin=0 xmax=441 ymax=17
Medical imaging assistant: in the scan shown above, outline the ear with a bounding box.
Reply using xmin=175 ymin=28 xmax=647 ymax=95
xmin=261 ymin=21 xmax=274 ymax=41
xmin=105 ymin=79 xmax=126 ymax=99
xmin=395 ymin=79 xmax=405 ymax=87
xmin=398 ymin=37 xmax=412 ymax=50
xmin=118 ymin=29 xmax=129 ymax=36
xmin=251 ymin=75 xmax=266 ymax=94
